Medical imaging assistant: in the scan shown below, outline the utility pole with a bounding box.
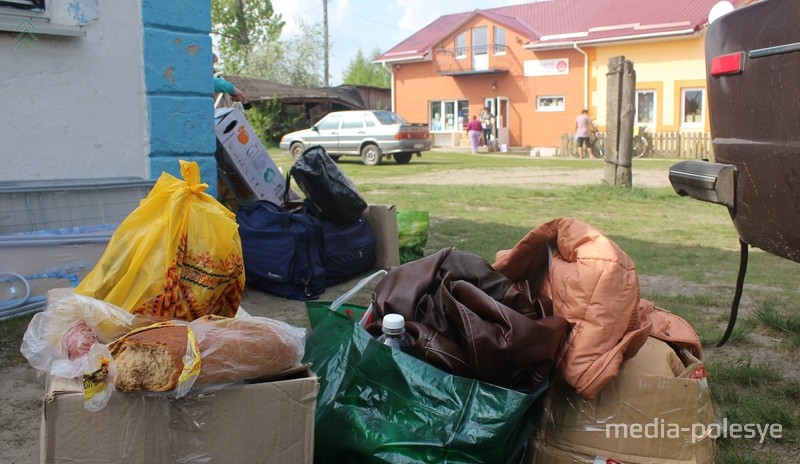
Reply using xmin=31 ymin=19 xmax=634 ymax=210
xmin=605 ymin=55 xmax=635 ymax=187
xmin=323 ymin=0 xmax=329 ymax=87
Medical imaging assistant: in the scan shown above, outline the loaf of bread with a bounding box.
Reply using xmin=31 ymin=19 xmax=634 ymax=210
xmin=193 ymin=316 xmax=305 ymax=386
xmin=112 ymin=325 xmax=189 ymax=392
xmin=111 ymin=316 xmax=305 ymax=393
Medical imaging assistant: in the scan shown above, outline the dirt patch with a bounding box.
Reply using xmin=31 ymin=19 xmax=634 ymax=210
xmin=380 ymin=166 xmax=671 ymax=188
xmin=0 ymin=365 xmax=44 ymax=464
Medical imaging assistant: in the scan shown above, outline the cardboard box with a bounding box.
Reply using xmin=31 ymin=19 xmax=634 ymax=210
xmin=530 ymin=337 xmax=715 ymax=464
xmin=40 ymin=371 xmax=318 ymax=463
xmin=362 ymin=204 xmax=400 ymax=270
xmin=214 ymin=108 xmax=288 ymax=207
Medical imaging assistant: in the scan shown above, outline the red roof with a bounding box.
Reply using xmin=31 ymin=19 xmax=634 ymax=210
xmin=376 ymin=0 xmax=751 ymax=62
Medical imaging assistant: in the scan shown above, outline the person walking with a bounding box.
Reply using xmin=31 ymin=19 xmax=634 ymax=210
xmin=466 ymin=115 xmax=483 ymax=154
xmin=575 ymin=109 xmax=594 ymax=159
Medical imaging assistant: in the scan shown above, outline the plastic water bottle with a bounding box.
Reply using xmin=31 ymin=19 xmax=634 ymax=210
xmin=377 ymin=313 xmax=410 ymax=352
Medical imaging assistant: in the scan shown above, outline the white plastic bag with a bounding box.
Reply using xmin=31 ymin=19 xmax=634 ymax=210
xmin=21 ymin=291 xmax=135 ymax=378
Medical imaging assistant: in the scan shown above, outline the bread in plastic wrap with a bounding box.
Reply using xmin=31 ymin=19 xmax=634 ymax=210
xmin=109 ymin=315 xmax=306 ymax=393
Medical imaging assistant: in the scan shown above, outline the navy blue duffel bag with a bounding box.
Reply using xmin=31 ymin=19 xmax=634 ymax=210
xmin=237 ymin=200 xmax=326 ymax=300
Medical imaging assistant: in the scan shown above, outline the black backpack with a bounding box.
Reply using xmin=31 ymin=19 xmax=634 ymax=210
xmin=289 ymin=146 xmax=367 ymax=228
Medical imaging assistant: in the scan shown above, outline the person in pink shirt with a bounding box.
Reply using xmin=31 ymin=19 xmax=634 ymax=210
xmin=575 ymin=109 xmax=595 ymax=159
xmin=466 ymin=115 xmax=483 ymax=154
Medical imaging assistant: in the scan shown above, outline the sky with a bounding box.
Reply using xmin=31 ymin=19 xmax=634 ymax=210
xmin=270 ymin=0 xmax=522 ymax=85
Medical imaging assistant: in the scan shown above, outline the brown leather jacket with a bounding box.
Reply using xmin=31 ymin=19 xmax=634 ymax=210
xmin=494 ymin=217 xmax=701 ymax=399
xmin=370 ymin=248 xmax=571 ymax=393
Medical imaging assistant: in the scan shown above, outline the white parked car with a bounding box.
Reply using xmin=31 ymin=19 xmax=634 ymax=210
xmin=280 ymin=110 xmax=431 ymax=166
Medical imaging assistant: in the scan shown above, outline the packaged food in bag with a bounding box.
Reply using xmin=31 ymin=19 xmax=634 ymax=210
xmin=74 ymin=160 xmax=245 ymax=320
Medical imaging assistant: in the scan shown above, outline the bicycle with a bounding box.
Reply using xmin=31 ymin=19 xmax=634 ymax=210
xmin=567 ymin=130 xmax=605 ymax=158
xmin=632 ymin=125 xmax=649 ymax=158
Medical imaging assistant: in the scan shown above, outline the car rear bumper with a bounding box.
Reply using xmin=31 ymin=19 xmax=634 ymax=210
xmin=381 ymin=140 xmax=432 ymax=154
xmin=668 ymin=160 xmax=735 ymax=209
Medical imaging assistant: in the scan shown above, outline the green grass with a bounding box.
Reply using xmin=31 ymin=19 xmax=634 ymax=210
xmin=708 ymin=360 xmax=800 ymax=462
xmin=0 ymin=313 xmax=33 ymax=368
xmin=4 ymin=150 xmax=799 ymax=462
xmin=755 ymin=303 xmax=800 ymax=347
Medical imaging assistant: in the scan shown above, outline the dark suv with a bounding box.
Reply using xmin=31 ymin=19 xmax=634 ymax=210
xmin=668 ymin=0 xmax=800 ymax=342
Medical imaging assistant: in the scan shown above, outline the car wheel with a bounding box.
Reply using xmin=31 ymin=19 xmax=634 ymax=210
xmin=361 ymin=144 xmax=382 ymax=166
xmin=330 ymin=155 xmax=341 ymax=162
xmin=290 ymin=142 xmax=305 ymax=159
xmin=393 ymin=152 xmax=412 ymax=164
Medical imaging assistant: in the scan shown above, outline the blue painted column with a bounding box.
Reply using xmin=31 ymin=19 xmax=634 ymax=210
xmin=141 ymin=0 xmax=217 ymax=197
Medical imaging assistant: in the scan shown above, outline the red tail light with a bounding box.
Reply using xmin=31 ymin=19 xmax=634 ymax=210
xmin=396 ymin=131 xmax=429 ymax=140
xmin=710 ymin=52 xmax=743 ymax=76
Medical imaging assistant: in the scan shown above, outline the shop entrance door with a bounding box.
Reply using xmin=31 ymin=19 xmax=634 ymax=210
xmin=485 ymin=97 xmax=509 ymax=147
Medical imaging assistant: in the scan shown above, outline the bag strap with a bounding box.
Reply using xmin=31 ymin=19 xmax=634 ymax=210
xmin=330 ymin=270 xmax=387 ymax=311
xmin=283 ymin=171 xmax=293 ymax=205
xmin=329 ymin=270 xmax=387 ymax=328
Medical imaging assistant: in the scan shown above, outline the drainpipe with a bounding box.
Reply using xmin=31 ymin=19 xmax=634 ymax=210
xmin=573 ymin=43 xmax=588 ymax=110
xmin=387 ymin=63 xmax=396 ymax=112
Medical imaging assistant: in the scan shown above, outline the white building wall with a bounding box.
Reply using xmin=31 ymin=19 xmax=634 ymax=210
xmin=0 ymin=0 xmax=148 ymax=181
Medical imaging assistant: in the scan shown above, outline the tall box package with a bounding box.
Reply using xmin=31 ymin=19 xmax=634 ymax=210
xmin=40 ymin=371 xmax=318 ymax=463
xmin=362 ymin=204 xmax=400 ymax=269
xmin=214 ymin=107 xmax=288 ymax=207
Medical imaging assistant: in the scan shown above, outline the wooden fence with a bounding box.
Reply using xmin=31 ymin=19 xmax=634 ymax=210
xmin=560 ymin=131 xmax=713 ymax=160
xmin=647 ymin=131 xmax=713 ymax=159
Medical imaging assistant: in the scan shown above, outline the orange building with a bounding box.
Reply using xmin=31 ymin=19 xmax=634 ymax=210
xmin=376 ymin=0 xmax=752 ymax=150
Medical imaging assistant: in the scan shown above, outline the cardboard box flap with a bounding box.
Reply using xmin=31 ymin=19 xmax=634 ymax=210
xmin=41 ymin=372 xmax=318 ymax=463
xmin=531 ymin=336 xmax=715 ymax=464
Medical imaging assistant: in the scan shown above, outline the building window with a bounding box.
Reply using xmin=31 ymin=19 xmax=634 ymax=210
xmin=493 ymin=27 xmax=506 ymax=55
xmin=455 ymin=32 xmax=466 ymax=59
xmin=0 ymin=0 xmax=45 ymax=10
xmin=635 ymin=90 xmax=656 ymax=127
xmin=0 ymin=0 xmax=47 ymax=26
xmin=430 ymin=99 xmax=469 ymax=131
xmin=682 ymin=88 xmax=704 ymax=127
xmin=472 ymin=26 xmax=488 ymax=55
xmin=536 ymin=96 xmax=564 ymax=112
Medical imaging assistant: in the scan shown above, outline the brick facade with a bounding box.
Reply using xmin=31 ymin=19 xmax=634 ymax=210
xmin=391 ymin=16 xmax=592 ymax=149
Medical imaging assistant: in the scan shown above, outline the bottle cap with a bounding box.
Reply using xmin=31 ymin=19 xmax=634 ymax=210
xmin=383 ymin=313 xmax=405 ymax=330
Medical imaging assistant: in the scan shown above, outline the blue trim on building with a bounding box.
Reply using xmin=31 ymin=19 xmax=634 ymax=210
xmin=141 ymin=0 xmax=217 ymax=197
xmin=141 ymin=0 xmax=211 ymax=32
xmin=143 ymin=29 xmax=212 ymax=96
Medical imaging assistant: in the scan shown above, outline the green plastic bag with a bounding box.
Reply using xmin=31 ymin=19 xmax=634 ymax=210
xmin=304 ymin=309 xmax=550 ymax=464
xmin=397 ymin=210 xmax=429 ymax=264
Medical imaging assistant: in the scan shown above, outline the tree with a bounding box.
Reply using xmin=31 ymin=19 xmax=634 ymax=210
xmin=342 ymin=47 xmax=390 ymax=88
xmin=244 ymin=19 xmax=325 ymax=87
xmin=212 ymin=0 xmax=285 ymax=74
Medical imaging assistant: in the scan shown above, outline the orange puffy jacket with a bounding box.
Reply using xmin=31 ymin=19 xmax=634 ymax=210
xmin=494 ymin=217 xmax=701 ymax=399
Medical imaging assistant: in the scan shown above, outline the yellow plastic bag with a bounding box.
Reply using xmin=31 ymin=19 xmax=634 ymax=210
xmin=75 ymin=160 xmax=245 ymax=320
